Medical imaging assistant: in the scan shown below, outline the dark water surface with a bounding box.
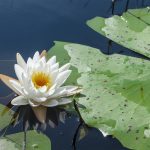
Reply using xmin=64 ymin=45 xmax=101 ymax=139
xmin=0 ymin=0 xmax=150 ymax=150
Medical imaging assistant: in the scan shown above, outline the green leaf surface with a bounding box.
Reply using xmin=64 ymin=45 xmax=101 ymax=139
xmin=87 ymin=7 xmax=150 ymax=58
xmin=5 ymin=130 xmax=51 ymax=150
xmin=63 ymin=43 xmax=150 ymax=150
xmin=0 ymin=138 xmax=18 ymax=150
xmin=0 ymin=103 xmax=13 ymax=130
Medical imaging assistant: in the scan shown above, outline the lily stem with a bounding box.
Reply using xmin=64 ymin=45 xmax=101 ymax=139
xmin=125 ymin=0 xmax=130 ymax=12
xmin=108 ymin=40 xmax=112 ymax=55
xmin=72 ymin=99 xmax=88 ymax=150
xmin=72 ymin=122 xmax=83 ymax=150
xmin=111 ymin=0 xmax=116 ymax=15
xmin=22 ymin=130 xmax=27 ymax=150
xmin=73 ymin=99 xmax=85 ymax=124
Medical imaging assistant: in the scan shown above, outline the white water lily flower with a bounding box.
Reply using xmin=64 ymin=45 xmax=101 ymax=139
xmin=0 ymin=51 xmax=81 ymax=107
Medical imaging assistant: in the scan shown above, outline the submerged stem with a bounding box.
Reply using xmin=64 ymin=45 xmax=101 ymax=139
xmin=73 ymin=99 xmax=85 ymax=123
xmin=111 ymin=0 xmax=116 ymax=15
xmin=125 ymin=0 xmax=130 ymax=12
xmin=72 ymin=122 xmax=83 ymax=150
xmin=72 ymin=99 xmax=89 ymax=150
xmin=108 ymin=40 xmax=112 ymax=55
xmin=22 ymin=130 xmax=27 ymax=150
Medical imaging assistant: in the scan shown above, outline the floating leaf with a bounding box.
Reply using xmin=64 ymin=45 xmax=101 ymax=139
xmin=87 ymin=7 xmax=150 ymax=58
xmin=48 ymin=41 xmax=150 ymax=149
xmin=62 ymin=43 xmax=150 ymax=150
xmin=5 ymin=130 xmax=51 ymax=150
xmin=0 ymin=103 xmax=14 ymax=130
xmin=0 ymin=138 xmax=18 ymax=150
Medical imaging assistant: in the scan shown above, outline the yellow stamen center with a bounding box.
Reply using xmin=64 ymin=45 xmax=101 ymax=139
xmin=32 ymin=72 xmax=52 ymax=89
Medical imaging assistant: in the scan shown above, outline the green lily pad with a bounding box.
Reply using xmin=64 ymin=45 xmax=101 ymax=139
xmin=0 ymin=138 xmax=18 ymax=150
xmin=5 ymin=130 xmax=51 ymax=150
xmin=87 ymin=7 xmax=150 ymax=58
xmin=47 ymin=41 xmax=70 ymax=65
xmin=63 ymin=43 xmax=150 ymax=150
xmin=0 ymin=103 xmax=14 ymax=130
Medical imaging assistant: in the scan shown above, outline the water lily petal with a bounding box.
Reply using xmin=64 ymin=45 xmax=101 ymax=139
xmin=66 ymin=87 xmax=82 ymax=97
xmin=29 ymin=99 xmax=40 ymax=107
xmin=38 ymin=86 xmax=47 ymax=93
xmin=59 ymin=63 xmax=70 ymax=72
xmin=49 ymin=86 xmax=77 ymax=99
xmin=22 ymin=74 xmax=31 ymax=90
xmin=51 ymin=69 xmax=59 ymax=82
xmin=61 ymin=86 xmax=78 ymax=92
xmin=11 ymin=96 xmax=28 ymax=105
xmin=40 ymin=56 xmax=46 ymax=65
xmin=47 ymin=89 xmax=55 ymax=97
xmin=27 ymin=57 xmax=34 ymax=70
xmin=9 ymin=79 xmax=23 ymax=95
xmin=33 ymin=97 xmax=47 ymax=102
xmin=47 ymin=56 xmax=56 ymax=66
xmin=42 ymin=99 xmax=58 ymax=107
xmin=58 ymin=98 xmax=72 ymax=105
xmin=55 ymin=70 xmax=72 ymax=87
xmin=33 ymin=51 xmax=40 ymax=62
xmin=14 ymin=64 xmax=24 ymax=83
xmin=46 ymin=84 xmax=56 ymax=97
xmin=16 ymin=53 xmax=26 ymax=69
xmin=50 ymin=63 xmax=59 ymax=72
xmin=0 ymin=74 xmax=21 ymax=95
xmin=40 ymin=50 xmax=47 ymax=58
xmin=48 ymin=88 xmax=66 ymax=99
xmin=51 ymin=86 xmax=81 ymax=99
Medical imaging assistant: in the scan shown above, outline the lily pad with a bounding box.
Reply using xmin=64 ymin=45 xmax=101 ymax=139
xmin=5 ymin=130 xmax=51 ymax=150
xmin=0 ymin=103 xmax=14 ymax=130
xmin=0 ymin=138 xmax=18 ymax=150
xmin=47 ymin=41 xmax=150 ymax=149
xmin=87 ymin=7 xmax=150 ymax=58
xmin=62 ymin=43 xmax=150 ymax=150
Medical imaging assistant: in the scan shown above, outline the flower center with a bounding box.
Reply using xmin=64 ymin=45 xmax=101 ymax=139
xmin=32 ymin=72 xmax=52 ymax=89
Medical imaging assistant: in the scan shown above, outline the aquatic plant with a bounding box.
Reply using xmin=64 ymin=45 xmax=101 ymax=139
xmin=0 ymin=6 xmax=150 ymax=150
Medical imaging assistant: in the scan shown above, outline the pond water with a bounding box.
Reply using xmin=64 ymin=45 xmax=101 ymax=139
xmin=0 ymin=0 xmax=150 ymax=150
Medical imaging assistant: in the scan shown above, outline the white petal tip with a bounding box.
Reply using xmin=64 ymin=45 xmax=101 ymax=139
xmin=11 ymin=96 xmax=28 ymax=106
xmin=16 ymin=53 xmax=20 ymax=56
xmin=40 ymin=50 xmax=47 ymax=58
